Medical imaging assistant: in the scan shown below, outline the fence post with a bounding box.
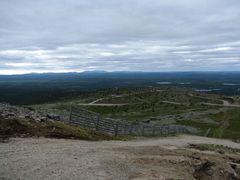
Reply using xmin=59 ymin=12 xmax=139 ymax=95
xmin=68 ymin=104 xmax=73 ymax=124
xmin=169 ymin=126 xmax=172 ymax=134
xmin=163 ymin=126 xmax=167 ymax=135
xmin=142 ymin=125 xmax=145 ymax=136
xmin=95 ymin=115 xmax=100 ymax=131
xmin=152 ymin=125 xmax=155 ymax=136
xmin=166 ymin=126 xmax=169 ymax=135
xmin=129 ymin=124 xmax=133 ymax=135
xmin=114 ymin=123 xmax=119 ymax=136
xmin=124 ymin=124 xmax=127 ymax=134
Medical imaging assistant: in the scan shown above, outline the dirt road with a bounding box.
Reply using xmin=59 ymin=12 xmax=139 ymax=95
xmin=78 ymin=103 xmax=127 ymax=106
xmin=89 ymin=98 xmax=105 ymax=105
xmin=202 ymin=102 xmax=240 ymax=108
xmin=78 ymin=97 xmax=127 ymax=106
xmin=189 ymin=93 xmax=240 ymax=108
xmin=1 ymin=135 xmax=240 ymax=180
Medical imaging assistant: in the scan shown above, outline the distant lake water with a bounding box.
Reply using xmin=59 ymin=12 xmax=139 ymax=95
xmin=223 ymin=83 xmax=240 ymax=86
xmin=194 ymin=89 xmax=221 ymax=92
xmin=156 ymin=82 xmax=192 ymax=85
xmin=178 ymin=82 xmax=192 ymax=85
xmin=156 ymin=82 xmax=172 ymax=85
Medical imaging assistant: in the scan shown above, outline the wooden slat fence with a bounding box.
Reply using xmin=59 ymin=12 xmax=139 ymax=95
xmin=69 ymin=106 xmax=197 ymax=136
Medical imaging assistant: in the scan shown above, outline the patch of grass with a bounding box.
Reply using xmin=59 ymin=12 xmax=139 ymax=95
xmin=209 ymin=108 xmax=240 ymax=139
xmin=176 ymin=108 xmax=240 ymax=140
xmin=82 ymin=101 xmax=210 ymax=122
xmin=211 ymin=127 xmax=224 ymax=138
xmin=176 ymin=120 xmax=218 ymax=135
xmin=189 ymin=144 xmax=240 ymax=154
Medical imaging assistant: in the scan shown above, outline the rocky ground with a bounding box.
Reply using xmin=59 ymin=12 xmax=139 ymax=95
xmin=0 ymin=103 xmax=200 ymax=137
xmin=0 ymin=103 xmax=68 ymax=123
xmin=1 ymin=135 xmax=240 ymax=180
xmin=0 ymin=103 xmax=115 ymax=141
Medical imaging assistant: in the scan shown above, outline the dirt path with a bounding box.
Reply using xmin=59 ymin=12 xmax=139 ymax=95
xmin=79 ymin=97 xmax=127 ymax=106
xmin=84 ymin=93 xmax=240 ymax=108
xmin=89 ymin=98 xmax=105 ymax=105
xmin=222 ymin=100 xmax=240 ymax=107
xmin=78 ymin=103 xmax=127 ymax=106
xmin=161 ymin=100 xmax=182 ymax=105
xmin=203 ymin=102 xmax=240 ymax=108
xmin=189 ymin=93 xmax=240 ymax=108
xmin=1 ymin=135 xmax=240 ymax=180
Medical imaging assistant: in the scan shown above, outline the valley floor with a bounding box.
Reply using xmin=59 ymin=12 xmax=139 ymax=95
xmin=1 ymin=135 xmax=240 ymax=180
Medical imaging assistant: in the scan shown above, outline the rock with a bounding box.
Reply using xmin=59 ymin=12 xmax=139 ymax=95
xmin=35 ymin=118 xmax=41 ymax=122
xmin=234 ymin=139 xmax=240 ymax=143
xmin=230 ymin=162 xmax=240 ymax=178
xmin=143 ymin=119 xmax=150 ymax=123
xmin=0 ymin=103 xmax=68 ymax=125
xmin=40 ymin=117 xmax=47 ymax=122
xmin=47 ymin=114 xmax=61 ymax=121
xmin=26 ymin=107 xmax=35 ymax=111
xmin=217 ymin=149 xmax=225 ymax=154
xmin=6 ymin=113 xmax=16 ymax=119
xmin=193 ymin=158 xmax=215 ymax=179
xmin=24 ymin=115 xmax=31 ymax=119
xmin=0 ymin=135 xmax=10 ymax=143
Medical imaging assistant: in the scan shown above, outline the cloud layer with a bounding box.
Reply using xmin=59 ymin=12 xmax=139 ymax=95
xmin=0 ymin=0 xmax=240 ymax=74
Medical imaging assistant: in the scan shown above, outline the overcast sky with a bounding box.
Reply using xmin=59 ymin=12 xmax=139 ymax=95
xmin=0 ymin=0 xmax=240 ymax=74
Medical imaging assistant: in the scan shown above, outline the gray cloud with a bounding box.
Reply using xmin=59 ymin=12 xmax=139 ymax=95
xmin=0 ymin=0 xmax=240 ymax=74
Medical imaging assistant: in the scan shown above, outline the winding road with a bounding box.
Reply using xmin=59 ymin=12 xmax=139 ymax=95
xmin=78 ymin=92 xmax=240 ymax=108
xmin=189 ymin=94 xmax=240 ymax=108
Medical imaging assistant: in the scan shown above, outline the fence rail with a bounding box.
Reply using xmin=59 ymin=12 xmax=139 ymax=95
xmin=69 ymin=106 xmax=198 ymax=136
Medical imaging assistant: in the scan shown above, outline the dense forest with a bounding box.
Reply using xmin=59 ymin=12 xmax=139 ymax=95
xmin=0 ymin=72 xmax=239 ymax=105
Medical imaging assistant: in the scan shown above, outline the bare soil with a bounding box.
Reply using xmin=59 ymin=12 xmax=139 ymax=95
xmin=1 ymin=135 xmax=240 ymax=180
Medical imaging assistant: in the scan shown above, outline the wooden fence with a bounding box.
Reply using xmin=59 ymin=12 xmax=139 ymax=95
xmin=69 ymin=106 xmax=197 ymax=136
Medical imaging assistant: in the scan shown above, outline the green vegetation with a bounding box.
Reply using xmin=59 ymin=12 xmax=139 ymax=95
xmin=97 ymin=88 xmax=222 ymax=105
xmin=75 ymin=88 xmax=222 ymax=121
xmin=176 ymin=120 xmax=218 ymax=135
xmin=176 ymin=108 xmax=240 ymax=140
xmin=1 ymin=72 xmax=240 ymax=105
xmin=209 ymin=108 xmax=240 ymax=139
xmin=32 ymin=87 xmax=240 ymax=140
xmin=189 ymin=144 xmax=240 ymax=154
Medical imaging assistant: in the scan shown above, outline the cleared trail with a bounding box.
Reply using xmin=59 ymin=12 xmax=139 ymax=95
xmin=189 ymin=94 xmax=240 ymax=108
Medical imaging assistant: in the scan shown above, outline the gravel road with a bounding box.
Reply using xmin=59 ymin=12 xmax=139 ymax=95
xmin=1 ymin=135 xmax=240 ymax=180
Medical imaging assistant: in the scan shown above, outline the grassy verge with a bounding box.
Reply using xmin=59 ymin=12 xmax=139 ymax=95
xmin=188 ymin=144 xmax=240 ymax=154
xmin=176 ymin=120 xmax=218 ymax=136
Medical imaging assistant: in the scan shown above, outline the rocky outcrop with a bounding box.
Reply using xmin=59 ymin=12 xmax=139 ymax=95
xmin=0 ymin=103 xmax=67 ymax=123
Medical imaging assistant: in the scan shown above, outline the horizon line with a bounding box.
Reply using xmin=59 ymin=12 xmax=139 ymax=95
xmin=1 ymin=70 xmax=240 ymax=76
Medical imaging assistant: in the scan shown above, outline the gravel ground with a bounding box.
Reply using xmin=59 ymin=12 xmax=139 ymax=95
xmin=1 ymin=135 xmax=240 ymax=180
